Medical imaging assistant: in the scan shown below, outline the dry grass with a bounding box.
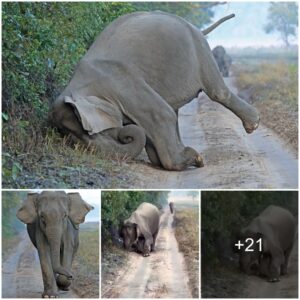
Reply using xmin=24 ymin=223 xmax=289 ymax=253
xmin=174 ymin=209 xmax=199 ymax=298
xmin=72 ymin=227 xmax=99 ymax=298
xmin=234 ymin=62 xmax=298 ymax=151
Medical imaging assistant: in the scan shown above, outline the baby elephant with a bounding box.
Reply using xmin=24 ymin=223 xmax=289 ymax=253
xmin=17 ymin=191 xmax=94 ymax=298
xmin=121 ymin=202 xmax=160 ymax=257
xmin=237 ymin=205 xmax=296 ymax=282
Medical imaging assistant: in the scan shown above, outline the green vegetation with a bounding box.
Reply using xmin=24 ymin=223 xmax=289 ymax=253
xmin=2 ymin=191 xmax=26 ymax=259
xmin=101 ymin=191 xmax=169 ymax=244
xmin=2 ymin=2 xmax=218 ymax=187
xmin=264 ymin=2 xmax=298 ymax=47
xmin=174 ymin=209 xmax=199 ymax=298
xmin=73 ymin=225 xmax=99 ymax=298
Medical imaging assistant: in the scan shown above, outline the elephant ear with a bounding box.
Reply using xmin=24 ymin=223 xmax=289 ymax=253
xmin=129 ymin=213 xmax=153 ymax=243
xmin=64 ymin=95 xmax=122 ymax=135
xmin=17 ymin=193 xmax=38 ymax=224
xmin=68 ymin=193 xmax=94 ymax=228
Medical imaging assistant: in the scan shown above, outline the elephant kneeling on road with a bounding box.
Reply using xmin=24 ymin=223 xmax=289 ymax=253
xmin=17 ymin=191 xmax=94 ymax=298
xmin=50 ymin=12 xmax=259 ymax=171
xmin=121 ymin=202 xmax=160 ymax=257
xmin=237 ymin=205 xmax=296 ymax=282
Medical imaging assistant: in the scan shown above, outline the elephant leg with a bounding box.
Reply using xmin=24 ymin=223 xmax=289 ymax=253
xmin=281 ymin=244 xmax=294 ymax=275
xmin=200 ymin=51 xmax=259 ymax=134
xmin=119 ymin=79 xmax=204 ymax=170
xmin=145 ymin=138 xmax=162 ymax=167
xmin=36 ymin=231 xmax=58 ymax=297
xmin=151 ymin=230 xmax=159 ymax=252
xmin=268 ymin=252 xmax=284 ymax=282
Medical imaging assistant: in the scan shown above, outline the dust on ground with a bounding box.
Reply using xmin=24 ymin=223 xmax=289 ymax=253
xmin=129 ymin=77 xmax=298 ymax=189
xmin=102 ymin=208 xmax=196 ymax=298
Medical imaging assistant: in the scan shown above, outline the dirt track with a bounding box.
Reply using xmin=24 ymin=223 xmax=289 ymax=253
xmin=102 ymin=208 xmax=194 ymax=298
xmin=2 ymin=232 xmax=78 ymax=298
xmin=244 ymin=238 xmax=298 ymax=298
xmin=130 ymin=77 xmax=297 ymax=189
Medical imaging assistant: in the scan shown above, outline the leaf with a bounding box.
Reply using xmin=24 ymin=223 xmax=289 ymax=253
xmin=2 ymin=112 xmax=9 ymax=121
xmin=12 ymin=162 xmax=22 ymax=180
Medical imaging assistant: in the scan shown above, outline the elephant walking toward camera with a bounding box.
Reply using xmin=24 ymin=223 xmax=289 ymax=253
xmin=121 ymin=202 xmax=160 ymax=257
xmin=17 ymin=191 xmax=94 ymax=298
xmin=50 ymin=11 xmax=259 ymax=171
xmin=237 ymin=205 xmax=296 ymax=282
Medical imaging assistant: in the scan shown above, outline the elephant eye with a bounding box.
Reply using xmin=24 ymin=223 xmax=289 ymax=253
xmin=40 ymin=215 xmax=46 ymax=224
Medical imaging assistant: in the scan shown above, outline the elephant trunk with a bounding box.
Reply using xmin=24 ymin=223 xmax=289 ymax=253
xmin=97 ymin=124 xmax=146 ymax=159
xmin=46 ymin=227 xmax=73 ymax=279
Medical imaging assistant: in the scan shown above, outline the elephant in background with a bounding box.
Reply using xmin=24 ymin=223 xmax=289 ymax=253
xmin=212 ymin=46 xmax=232 ymax=77
xmin=17 ymin=191 xmax=94 ymax=298
xmin=121 ymin=202 xmax=160 ymax=257
xmin=169 ymin=201 xmax=174 ymax=214
xmin=237 ymin=205 xmax=296 ymax=282
xmin=50 ymin=12 xmax=259 ymax=171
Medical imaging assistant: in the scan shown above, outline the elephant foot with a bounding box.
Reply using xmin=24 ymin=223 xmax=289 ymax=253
xmin=57 ymin=274 xmax=72 ymax=291
xmin=42 ymin=291 xmax=59 ymax=298
xmin=243 ymin=117 xmax=260 ymax=134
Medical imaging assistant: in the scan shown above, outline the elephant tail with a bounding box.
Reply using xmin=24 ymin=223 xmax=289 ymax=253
xmin=202 ymin=14 xmax=235 ymax=35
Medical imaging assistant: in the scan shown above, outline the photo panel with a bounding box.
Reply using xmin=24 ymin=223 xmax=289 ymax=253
xmin=2 ymin=190 xmax=100 ymax=298
xmin=201 ymin=190 xmax=298 ymax=298
xmin=101 ymin=190 xmax=200 ymax=298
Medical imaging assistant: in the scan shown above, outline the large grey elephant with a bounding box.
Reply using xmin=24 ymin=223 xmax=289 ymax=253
xmin=121 ymin=202 xmax=160 ymax=257
xmin=212 ymin=46 xmax=232 ymax=77
xmin=17 ymin=191 xmax=94 ymax=298
xmin=50 ymin=12 xmax=259 ymax=171
xmin=237 ymin=205 xmax=296 ymax=282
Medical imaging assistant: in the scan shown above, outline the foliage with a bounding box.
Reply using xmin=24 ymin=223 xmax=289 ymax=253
xmin=101 ymin=191 xmax=169 ymax=243
xmin=264 ymin=2 xmax=298 ymax=47
xmin=2 ymin=2 xmax=136 ymax=183
xmin=132 ymin=2 xmax=221 ymax=28
xmin=201 ymin=191 xmax=298 ymax=269
xmin=2 ymin=191 xmax=25 ymax=237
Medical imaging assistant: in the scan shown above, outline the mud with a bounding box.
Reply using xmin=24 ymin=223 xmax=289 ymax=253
xmin=2 ymin=232 xmax=79 ymax=298
xmin=130 ymin=77 xmax=298 ymax=189
xmin=102 ymin=208 xmax=194 ymax=298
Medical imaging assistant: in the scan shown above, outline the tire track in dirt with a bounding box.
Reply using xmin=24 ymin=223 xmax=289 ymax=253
xmin=102 ymin=209 xmax=192 ymax=298
xmin=129 ymin=77 xmax=297 ymax=189
xmin=2 ymin=232 xmax=78 ymax=298
xmin=244 ymin=238 xmax=298 ymax=298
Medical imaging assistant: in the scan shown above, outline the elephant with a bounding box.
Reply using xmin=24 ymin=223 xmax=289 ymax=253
xmin=169 ymin=201 xmax=174 ymax=214
xmin=16 ymin=191 xmax=94 ymax=298
xmin=121 ymin=202 xmax=160 ymax=257
xmin=237 ymin=205 xmax=296 ymax=282
xmin=50 ymin=12 xmax=259 ymax=171
xmin=212 ymin=46 xmax=232 ymax=77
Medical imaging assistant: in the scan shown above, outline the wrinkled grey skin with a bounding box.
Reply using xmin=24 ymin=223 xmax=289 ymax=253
xmin=50 ymin=11 xmax=259 ymax=171
xmin=17 ymin=191 xmax=94 ymax=298
xmin=121 ymin=202 xmax=160 ymax=257
xmin=238 ymin=205 xmax=296 ymax=282
xmin=212 ymin=46 xmax=232 ymax=77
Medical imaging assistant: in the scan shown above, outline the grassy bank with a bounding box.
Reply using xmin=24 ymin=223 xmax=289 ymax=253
xmin=234 ymin=61 xmax=298 ymax=151
xmin=73 ymin=223 xmax=99 ymax=298
xmin=174 ymin=208 xmax=199 ymax=298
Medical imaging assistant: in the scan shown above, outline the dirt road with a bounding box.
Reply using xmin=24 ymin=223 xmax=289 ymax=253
xmin=130 ymin=77 xmax=297 ymax=189
xmin=2 ymin=232 xmax=78 ymax=298
xmin=244 ymin=239 xmax=298 ymax=298
xmin=102 ymin=209 xmax=194 ymax=298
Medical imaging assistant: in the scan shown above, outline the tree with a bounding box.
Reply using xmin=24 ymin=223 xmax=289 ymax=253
xmin=264 ymin=2 xmax=298 ymax=47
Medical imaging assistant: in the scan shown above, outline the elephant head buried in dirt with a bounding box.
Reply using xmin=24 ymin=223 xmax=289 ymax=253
xmin=50 ymin=12 xmax=259 ymax=171
xmin=121 ymin=202 xmax=160 ymax=257
xmin=237 ymin=205 xmax=296 ymax=282
xmin=17 ymin=191 xmax=94 ymax=298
